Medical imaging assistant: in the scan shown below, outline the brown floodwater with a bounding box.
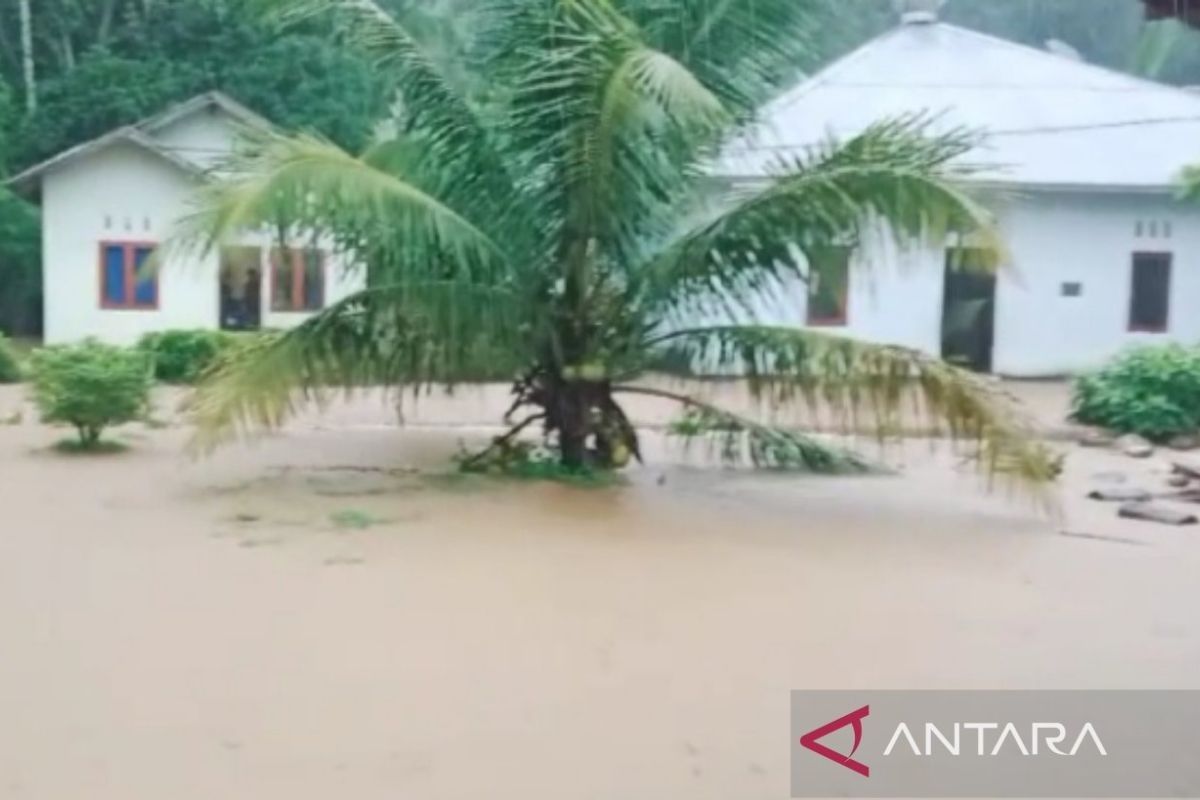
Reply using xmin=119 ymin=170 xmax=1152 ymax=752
xmin=0 ymin=386 xmax=1197 ymax=799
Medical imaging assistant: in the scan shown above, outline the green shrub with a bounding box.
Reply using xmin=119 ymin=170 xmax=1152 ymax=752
xmin=138 ymin=329 xmax=235 ymax=384
xmin=0 ymin=334 xmax=21 ymax=383
xmin=1072 ymin=345 xmax=1200 ymax=442
xmin=29 ymin=341 xmax=152 ymax=449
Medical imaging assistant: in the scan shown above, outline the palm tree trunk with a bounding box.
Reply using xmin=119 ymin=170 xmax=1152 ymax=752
xmin=556 ymin=383 xmax=590 ymax=469
xmin=18 ymin=0 xmax=36 ymax=113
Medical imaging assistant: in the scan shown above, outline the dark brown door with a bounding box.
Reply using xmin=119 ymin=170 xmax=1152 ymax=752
xmin=941 ymin=249 xmax=996 ymax=373
xmin=219 ymin=246 xmax=262 ymax=331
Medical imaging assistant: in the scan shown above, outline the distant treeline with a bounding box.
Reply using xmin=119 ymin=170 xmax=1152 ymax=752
xmin=0 ymin=0 xmax=1193 ymax=336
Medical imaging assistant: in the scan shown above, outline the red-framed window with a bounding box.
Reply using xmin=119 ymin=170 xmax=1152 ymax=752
xmin=806 ymin=245 xmax=852 ymax=327
xmin=100 ymin=242 xmax=158 ymax=310
xmin=270 ymin=248 xmax=325 ymax=312
xmin=1129 ymin=252 xmax=1172 ymax=333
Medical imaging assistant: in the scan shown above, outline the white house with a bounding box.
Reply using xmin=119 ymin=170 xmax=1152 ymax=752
xmin=717 ymin=0 xmax=1200 ymax=377
xmin=8 ymin=91 xmax=363 ymax=345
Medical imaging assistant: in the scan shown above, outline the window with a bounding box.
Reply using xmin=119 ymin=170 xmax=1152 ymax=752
xmin=1129 ymin=252 xmax=1172 ymax=333
xmin=806 ymin=246 xmax=851 ymax=326
xmin=271 ymin=248 xmax=325 ymax=312
xmin=100 ymin=242 xmax=157 ymax=309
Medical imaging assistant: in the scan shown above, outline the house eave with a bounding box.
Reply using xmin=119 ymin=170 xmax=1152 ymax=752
xmin=711 ymin=173 xmax=1182 ymax=197
xmin=973 ymin=180 xmax=1180 ymax=195
xmin=4 ymin=90 xmax=269 ymax=194
xmin=4 ymin=127 xmax=205 ymax=193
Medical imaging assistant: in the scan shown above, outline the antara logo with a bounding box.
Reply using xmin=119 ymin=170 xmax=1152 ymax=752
xmin=799 ymin=705 xmax=871 ymax=777
xmin=883 ymin=722 xmax=1107 ymax=757
xmin=798 ymin=706 xmax=1109 ymax=778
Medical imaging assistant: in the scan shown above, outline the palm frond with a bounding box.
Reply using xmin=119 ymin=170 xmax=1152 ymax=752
xmin=590 ymin=43 xmax=728 ymax=254
xmin=645 ymin=325 xmax=1061 ymax=499
xmin=1130 ymin=19 xmax=1186 ymax=79
xmin=639 ymin=116 xmax=999 ymax=322
xmin=616 ymin=384 xmax=866 ymax=471
xmin=619 ymin=47 xmax=728 ymax=126
xmin=1177 ymin=163 xmax=1200 ymax=202
xmin=625 ymin=0 xmax=826 ymax=113
xmin=249 ymin=0 xmax=475 ymax=138
xmin=187 ymin=281 xmax=529 ymax=452
xmin=496 ymin=0 xmax=726 ymax=268
xmin=246 ymin=0 xmax=524 ymax=233
xmin=174 ymin=129 xmax=508 ymax=284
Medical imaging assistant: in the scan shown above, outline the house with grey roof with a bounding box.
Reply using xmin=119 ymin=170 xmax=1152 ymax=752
xmin=718 ymin=0 xmax=1200 ymax=376
xmin=9 ymin=91 xmax=363 ymax=344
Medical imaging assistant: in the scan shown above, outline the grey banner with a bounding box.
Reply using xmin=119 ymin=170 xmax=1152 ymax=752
xmin=790 ymin=691 xmax=1200 ymax=798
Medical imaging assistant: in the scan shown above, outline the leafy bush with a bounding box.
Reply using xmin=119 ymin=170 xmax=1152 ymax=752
xmin=1072 ymin=345 xmax=1200 ymax=442
xmin=29 ymin=341 xmax=152 ymax=449
xmin=0 ymin=334 xmax=22 ymax=383
xmin=138 ymin=329 xmax=236 ymax=384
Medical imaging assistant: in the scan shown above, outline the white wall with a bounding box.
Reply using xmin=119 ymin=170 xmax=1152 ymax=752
xmin=149 ymin=109 xmax=239 ymax=171
xmin=755 ymin=191 xmax=1200 ymax=378
xmin=42 ymin=142 xmax=218 ymax=345
xmin=41 ymin=118 xmax=363 ymax=345
xmin=992 ymin=192 xmax=1200 ymax=377
xmin=838 ymin=231 xmax=947 ymax=355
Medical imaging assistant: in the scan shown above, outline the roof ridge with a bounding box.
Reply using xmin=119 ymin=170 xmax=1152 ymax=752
xmin=137 ymin=90 xmax=275 ymax=134
xmin=770 ymin=20 xmax=1200 ymax=113
xmin=5 ymin=126 xmax=203 ymax=190
xmin=932 ymin=21 xmax=1200 ymax=104
xmin=5 ymin=90 xmax=272 ymax=190
xmin=760 ymin=26 xmax=909 ymax=119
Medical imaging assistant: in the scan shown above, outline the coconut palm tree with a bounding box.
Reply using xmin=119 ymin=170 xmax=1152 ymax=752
xmin=179 ymin=0 xmax=1057 ymax=490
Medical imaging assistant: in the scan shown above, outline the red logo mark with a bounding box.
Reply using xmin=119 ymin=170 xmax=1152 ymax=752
xmin=799 ymin=705 xmax=870 ymax=777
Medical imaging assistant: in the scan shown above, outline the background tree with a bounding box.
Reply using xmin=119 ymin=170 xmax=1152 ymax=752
xmin=4 ymin=0 xmax=396 ymax=170
xmin=177 ymin=0 xmax=1058 ymax=492
xmin=0 ymin=80 xmax=40 ymax=337
xmin=17 ymin=0 xmax=34 ymax=112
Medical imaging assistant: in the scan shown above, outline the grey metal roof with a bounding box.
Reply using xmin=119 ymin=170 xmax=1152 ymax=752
xmin=717 ymin=18 xmax=1200 ymax=190
xmin=137 ymin=90 xmax=274 ymax=135
xmin=5 ymin=91 xmax=272 ymax=191
xmin=6 ymin=126 xmax=205 ymax=190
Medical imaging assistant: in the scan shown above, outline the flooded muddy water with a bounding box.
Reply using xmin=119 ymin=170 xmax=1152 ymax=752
xmin=0 ymin=386 xmax=1197 ymax=799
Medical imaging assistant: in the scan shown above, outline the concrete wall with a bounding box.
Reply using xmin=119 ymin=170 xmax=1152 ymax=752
xmin=42 ymin=142 xmax=217 ymax=345
xmin=41 ymin=117 xmax=363 ymax=345
xmin=767 ymin=191 xmax=1200 ymax=378
xmin=992 ymin=192 xmax=1200 ymax=376
xmin=150 ymin=108 xmax=240 ymax=170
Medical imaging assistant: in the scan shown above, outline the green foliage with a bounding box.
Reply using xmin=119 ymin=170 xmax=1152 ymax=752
xmin=0 ymin=189 xmax=41 ymax=337
xmin=0 ymin=80 xmax=13 ymax=167
xmin=1073 ymin=345 xmax=1200 ymax=442
xmin=1 ymin=0 xmax=395 ymax=173
xmin=138 ymin=329 xmax=236 ymax=384
xmin=29 ymin=341 xmax=152 ymax=449
xmin=456 ymin=440 xmax=619 ymax=486
xmin=667 ymin=405 xmax=867 ymax=473
xmin=176 ymin=0 xmax=1057 ymax=498
xmin=52 ymin=438 xmax=129 ymax=455
xmin=0 ymin=334 xmax=22 ymax=383
xmin=329 ymin=508 xmax=385 ymax=528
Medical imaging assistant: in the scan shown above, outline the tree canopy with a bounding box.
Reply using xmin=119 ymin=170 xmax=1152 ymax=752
xmin=0 ymin=0 xmax=395 ymax=172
